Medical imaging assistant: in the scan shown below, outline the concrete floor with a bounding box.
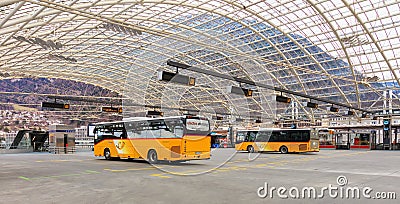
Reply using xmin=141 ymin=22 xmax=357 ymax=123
xmin=0 ymin=149 xmax=399 ymax=204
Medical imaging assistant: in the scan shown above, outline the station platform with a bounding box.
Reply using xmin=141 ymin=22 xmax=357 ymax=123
xmin=0 ymin=149 xmax=398 ymax=203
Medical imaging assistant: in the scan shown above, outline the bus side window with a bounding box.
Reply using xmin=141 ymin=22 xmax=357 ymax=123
xmin=303 ymin=131 xmax=310 ymax=142
xmin=130 ymin=122 xmax=143 ymax=138
xmin=136 ymin=123 xmax=147 ymax=138
xmin=256 ymin=131 xmax=269 ymax=142
xmin=249 ymin=132 xmax=257 ymax=142
xmin=113 ymin=129 xmax=127 ymax=139
xmin=290 ymin=132 xmax=300 ymax=142
xmin=270 ymin=132 xmax=279 ymax=142
xmin=278 ymin=132 xmax=286 ymax=142
xmin=174 ymin=127 xmax=183 ymax=138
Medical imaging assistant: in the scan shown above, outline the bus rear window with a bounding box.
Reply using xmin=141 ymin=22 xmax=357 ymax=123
xmin=186 ymin=119 xmax=210 ymax=132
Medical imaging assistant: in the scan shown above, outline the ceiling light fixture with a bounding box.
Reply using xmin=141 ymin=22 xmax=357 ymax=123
xmin=306 ymin=101 xmax=318 ymax=109
xmin=330 ymin=106 xmax=339 ymax=112
xmin=276 ymin=95 xmax=291 ymax=103
xmin=227 ymin=85 xmax=253 ymax=97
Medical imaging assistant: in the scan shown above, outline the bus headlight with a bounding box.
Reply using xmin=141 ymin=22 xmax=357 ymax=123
xmin=311 ymin=141 xmax=318 ymax=148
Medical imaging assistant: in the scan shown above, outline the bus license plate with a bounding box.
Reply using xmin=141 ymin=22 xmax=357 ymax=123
xmin=195 ymin=152 xmax=201 ymax=155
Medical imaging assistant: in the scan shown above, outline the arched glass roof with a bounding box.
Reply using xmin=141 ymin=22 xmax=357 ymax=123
xmin=1 ymin=0 xmax=400 ymax=121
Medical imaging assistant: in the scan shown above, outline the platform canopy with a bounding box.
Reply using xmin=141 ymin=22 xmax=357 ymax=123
xmin=1 ymin=0 xmax=400 ymax=121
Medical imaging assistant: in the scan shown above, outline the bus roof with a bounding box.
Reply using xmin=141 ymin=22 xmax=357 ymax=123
xmin=93 ymin=115 xmax=207 ymax=125
xmin=237 ymin=128 xmax=312 ymax=131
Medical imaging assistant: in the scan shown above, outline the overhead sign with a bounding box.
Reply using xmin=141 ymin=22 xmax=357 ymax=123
xmin=227 ymin=86 xmax=253 ymax=97
xmin=147 ymin=110 xmax=163 ymax=116
xmin=42 ymin=102 xmax=69 ymax=109
xmin=102 ymin=107 xmax=122 ymax=113
xmin=157 ymin=71 xmax=196 ymax=86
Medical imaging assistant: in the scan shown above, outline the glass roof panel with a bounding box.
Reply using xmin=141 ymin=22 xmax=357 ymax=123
xmin=1 ymin=0 xmax=400 ymax=120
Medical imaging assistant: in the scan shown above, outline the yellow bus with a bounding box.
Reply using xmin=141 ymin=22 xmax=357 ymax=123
xmin=93 ymin=116 xmax=211 ymax=163
xmin=235 ymin=128 xmax=319 ymax=153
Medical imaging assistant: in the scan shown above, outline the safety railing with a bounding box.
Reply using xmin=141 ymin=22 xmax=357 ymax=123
xmin=48 ymin=146 xmax=76 ymax=154
xmin=75 ymin=145 xmax=94 ymax=152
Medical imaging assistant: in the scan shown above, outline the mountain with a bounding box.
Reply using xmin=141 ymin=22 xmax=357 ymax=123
xmin=0 ymin=78 xmax=118 ymax=110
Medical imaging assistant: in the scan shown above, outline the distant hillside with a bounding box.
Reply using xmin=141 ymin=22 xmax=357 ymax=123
xmin=0 ymin=78 xmax=118 ymax=110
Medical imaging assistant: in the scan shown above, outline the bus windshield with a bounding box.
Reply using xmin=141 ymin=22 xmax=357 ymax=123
xmin=94 ymin=123 xmax=126 ymax=144
xmin=236 ymin=131 xmax=246 ymax=143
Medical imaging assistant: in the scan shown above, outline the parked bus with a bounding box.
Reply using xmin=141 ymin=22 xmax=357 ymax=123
xmin=93 ymin=116 xmax=211 ymax=163
xmin=235 ymin=128 xmax=319 ymax=153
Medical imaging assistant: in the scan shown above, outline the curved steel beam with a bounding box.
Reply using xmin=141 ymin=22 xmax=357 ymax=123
xmin=341 ymin=0 xmax=400 ymax=87
xmin=306 ymin=0 xmax=361 ymax=109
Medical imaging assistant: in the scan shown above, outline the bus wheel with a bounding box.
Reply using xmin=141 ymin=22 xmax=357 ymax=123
xmin=147 ymin=150 xmax=158 ymax=164
xmin=279 ymin=146 xmax=288 ymax=154
xmin=247 ymin=145 xmax=255 ymax=153
xmin=104 ymin=148 xmax=111 ymax=160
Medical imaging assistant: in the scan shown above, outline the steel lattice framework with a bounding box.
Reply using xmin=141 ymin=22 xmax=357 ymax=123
xmin=1 ymin=0 xmax=400 ymax=121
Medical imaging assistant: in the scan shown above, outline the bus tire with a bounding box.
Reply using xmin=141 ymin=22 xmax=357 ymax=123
xmin=247 ymin=145 xmax=255 ymax=153
xmin=104 ymin=148 xmax=111 ymax=160
xmin=147 ymin=149 xmax=158 ymax=164
xmin=279 ymin=146 xmax=288 ymax=154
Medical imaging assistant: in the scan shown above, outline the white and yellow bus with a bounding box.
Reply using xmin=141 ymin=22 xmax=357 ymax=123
xmin=235 ymin=128 xmax=319 ymax=153
xmin=93 ymin=116 xmax=211 ymax=163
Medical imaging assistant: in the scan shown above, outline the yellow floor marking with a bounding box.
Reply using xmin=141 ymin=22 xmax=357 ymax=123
xmin=18 ymin=170 xmax=100 ymax=181
xmin=19 ymin=176 xmax=30 ymax=181
xmin=150 ymin=174 xmax=170 ymax=178
xmin=150 ymin=169 xmax=206 ymax=177
xmin=229 ymin=166 xmax=247 ymax=170
xmin=255 ymin=164 xmax=267 ymax=167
